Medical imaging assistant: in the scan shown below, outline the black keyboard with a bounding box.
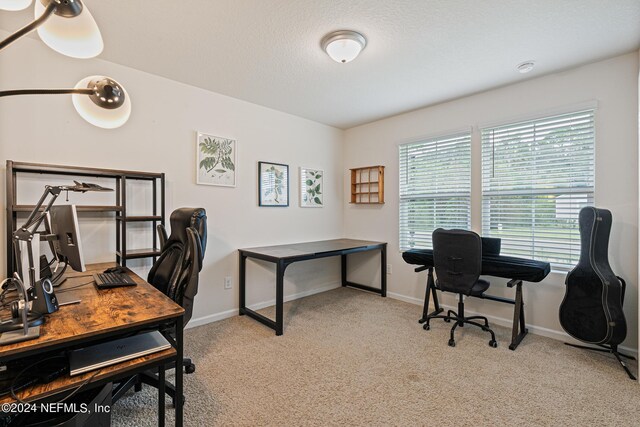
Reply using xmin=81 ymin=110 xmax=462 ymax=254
xmin=93 ymin=272 xmax=136 ymax=288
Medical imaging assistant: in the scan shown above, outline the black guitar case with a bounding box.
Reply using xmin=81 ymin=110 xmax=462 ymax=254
xmin=559 ymin=206 xmax=627 ymax=346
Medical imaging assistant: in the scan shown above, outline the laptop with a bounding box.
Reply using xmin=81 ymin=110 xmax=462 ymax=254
xmin=68 ymin=331 xmax=171 ymax=376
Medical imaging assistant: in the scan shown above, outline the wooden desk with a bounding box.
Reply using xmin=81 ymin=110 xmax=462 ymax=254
xmin=0 ymin=263 xmax=185 ymax=427
xmin=239 ymin=239 xmax=387 ymax=335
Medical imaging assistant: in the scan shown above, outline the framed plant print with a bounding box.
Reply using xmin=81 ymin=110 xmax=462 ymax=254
xmin=300 ymin=167 xmax=323 ymax=207
xmin=197 ymin=132 xmax=237 ymax=187
xmin=258 ymin=161 xmax=289 ymax=207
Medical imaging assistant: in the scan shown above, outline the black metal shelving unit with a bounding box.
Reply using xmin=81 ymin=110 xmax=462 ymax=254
xmin=6 ymin=160 xmax=165 ymax=276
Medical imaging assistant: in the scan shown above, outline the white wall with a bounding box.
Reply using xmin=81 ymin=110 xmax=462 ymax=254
xmin=343 ymin=53 xmax=640 ymax=351
xmin=0 ymin=33 xmax=345 ymax=326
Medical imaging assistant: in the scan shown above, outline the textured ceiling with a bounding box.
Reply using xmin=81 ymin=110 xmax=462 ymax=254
xmin=2 ymin=0 xmax=640 ymax=129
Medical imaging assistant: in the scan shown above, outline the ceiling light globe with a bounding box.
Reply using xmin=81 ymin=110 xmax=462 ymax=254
xmin=322 ymin=30 xmax=366 ymax=63
xmin=72 ymin=76 xmax=131 ymax=129
xmin=0 ymin=0 xmax=32 ymax=11
xmin=35 ymin=0 xmax=103 ymax=59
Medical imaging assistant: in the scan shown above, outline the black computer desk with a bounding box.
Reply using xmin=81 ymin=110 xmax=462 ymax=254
xmin=402 ymin=250 xmax=551 ymax=350
xmin=0 ymin=263 xmax=185 ymax=427
xmin=239 ymin=239 xmax=387 ymax=335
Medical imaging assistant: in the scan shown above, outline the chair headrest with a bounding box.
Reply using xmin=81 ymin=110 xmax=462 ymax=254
xmin=167 ymin=207 xmax=207 ymax=258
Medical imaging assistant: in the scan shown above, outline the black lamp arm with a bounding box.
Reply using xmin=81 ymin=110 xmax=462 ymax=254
xmin=0 ymin=88 xmax=93 ymax=98
xmin=0 ymin=1 xmax=58 ymax=52
xmin=15 ymin=186 xmax=62 ymax=241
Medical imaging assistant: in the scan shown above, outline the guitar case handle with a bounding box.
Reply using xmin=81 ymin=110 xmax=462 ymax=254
xmin=616 ymin=276 xmax=626 ymax=304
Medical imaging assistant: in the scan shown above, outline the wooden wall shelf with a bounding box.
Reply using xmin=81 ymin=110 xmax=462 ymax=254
xmin=350 ymin=165 xmax=384 ymax=204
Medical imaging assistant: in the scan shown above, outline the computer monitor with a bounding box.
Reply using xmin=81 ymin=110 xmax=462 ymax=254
xmin=47 ymin=205 xmax=86 ymax=272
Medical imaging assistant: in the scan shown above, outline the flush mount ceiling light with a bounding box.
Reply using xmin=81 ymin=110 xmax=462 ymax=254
xmin=516 ymin=61 xmax=535 ymax=74
xmin=0 ymin=0 xmax=131 ymax=129
xmin=321 ymin=30 xmax=367 ymax=63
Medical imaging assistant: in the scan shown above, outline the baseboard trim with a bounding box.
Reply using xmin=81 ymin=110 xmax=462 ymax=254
xmin=187 ymin=308 xmax=239 ymax=328
xmin=387 ymin=291 xmax=424 ymax=306
xmin=386 ymin=291 xmax=639 ymax=358
xmin=187 ymin=281 xmax=342 ymax=329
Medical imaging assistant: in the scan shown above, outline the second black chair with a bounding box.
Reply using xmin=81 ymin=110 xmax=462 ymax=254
xmin=423 ymin=228 xmax=497 ymax=348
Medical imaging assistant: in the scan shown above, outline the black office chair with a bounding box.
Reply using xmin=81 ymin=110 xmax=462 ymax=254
xmin=149 ymin=207 xmax=207 ymax=372
xmin=113 ymin=207 xmax=207 ymax=405
xmin=423 ymin=228 xmax=497 ymax=348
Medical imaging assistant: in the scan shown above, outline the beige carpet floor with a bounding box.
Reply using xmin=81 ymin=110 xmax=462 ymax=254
xmin=112 ymin=287 xmax=640 ymax=426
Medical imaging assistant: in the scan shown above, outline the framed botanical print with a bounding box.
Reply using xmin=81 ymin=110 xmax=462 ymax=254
xmin=258 ymin=161 xmax=289 ymax=207
xmin=196 ymin=132 xmax=237 ymax=187
xmin=300 ymin=167 xmax=323 ymax=207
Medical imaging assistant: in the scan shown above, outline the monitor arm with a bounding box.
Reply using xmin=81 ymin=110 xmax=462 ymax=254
xmin=13 ymin=185 xmax=65 ymax=290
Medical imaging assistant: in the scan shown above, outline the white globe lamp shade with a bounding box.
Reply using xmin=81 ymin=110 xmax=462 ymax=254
xmin=0 ymin=0 xmax=32 ymax=11
xmin=321 ymin=30 xmax=366 ymax=63
xmin=72 ymin=76 xmax=131 ymax=129
xmin=35 ymin=0 xmax=103 ymax=58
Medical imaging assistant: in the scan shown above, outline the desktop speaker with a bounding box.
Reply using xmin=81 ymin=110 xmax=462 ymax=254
xmin=31 ymin=278 xmax=59 ymax=315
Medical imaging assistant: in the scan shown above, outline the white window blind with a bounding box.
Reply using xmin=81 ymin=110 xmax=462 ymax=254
xmin=481 ymin=109 xmax=595 ymax=270
xmin=399 ymin=132 xmax=471 ymax=250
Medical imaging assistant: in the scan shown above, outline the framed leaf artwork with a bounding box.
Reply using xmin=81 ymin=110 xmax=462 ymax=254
xmin=197 ymin=132 xmax=237 ymax=187
xmin=300 ymin=167 xmax=323 ymax=207
xmin=258 ymin=161 xmax=289 ymax=207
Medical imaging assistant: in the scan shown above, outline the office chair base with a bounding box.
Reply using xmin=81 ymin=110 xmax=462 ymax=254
xmin=139 ymin=371 xmax=185 ymax=407
xmin=112 ymin=358 xmax=196 ymax=407
xmin=140 ymin=358 xmax=196 ymax=406
xmin=425 ymin=308 xmax=498 ymax=348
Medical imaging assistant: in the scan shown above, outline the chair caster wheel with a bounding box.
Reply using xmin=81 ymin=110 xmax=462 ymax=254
xmin=444 ymin=318 xmax=451 ymax=323
xmin=489 ymin=340 xmax=497 ymax=348
xmin=448 ymin=339 xmax=455 ymax=347
xmin=418 ymin=318 xmax=426 ymax=324
xmin=423 ymin=324 xmax=430 ymax=330
xmin=185 ymin=364 xmax=196 ymax=374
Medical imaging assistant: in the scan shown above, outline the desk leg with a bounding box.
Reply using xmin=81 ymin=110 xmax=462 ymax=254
xmin=175 ymin=317 xmax=184 ymax=427
xmin=158 ymin=363 xmax=165 ymax=427
xmin=380 ymin=245 xmax=387 ymax=297
xmin=341 ymin=245 xmax=386 ymax=296
xmin=509 ymin=281 xmax=528 ymax=350
xmin=419 ymin=267 xmax=443 ymax=323
xmin=275 ymin=261 xmax=285 ymax=336
xmin=239 ymin=252 xmax=247 ymax=315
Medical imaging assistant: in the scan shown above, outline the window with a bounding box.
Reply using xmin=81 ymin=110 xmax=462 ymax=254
xmin=481 ymin=109 xmax=595 ymax=269
xmin=399 ymin=132 xmax=471 ymax=250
